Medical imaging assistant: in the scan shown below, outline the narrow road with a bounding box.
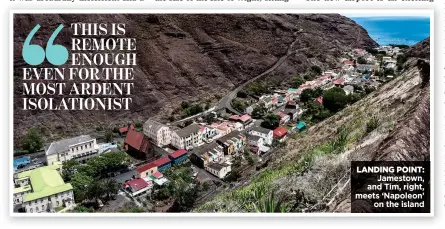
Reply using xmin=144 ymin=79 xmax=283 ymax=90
xmin=215 ymin=30 xmax=305 ymax=114
xmin=171 ymin=29 xmax=304 ymax=125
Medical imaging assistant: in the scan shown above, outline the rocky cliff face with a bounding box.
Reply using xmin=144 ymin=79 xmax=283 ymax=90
xmin=195 ymin=37 xmax=429 ymax=213
xmin=13 ymin=14 xmax=377 ymax=145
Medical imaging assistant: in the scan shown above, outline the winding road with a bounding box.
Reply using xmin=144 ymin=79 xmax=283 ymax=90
xmin=171 ymin=29 xmax=304 ymax=125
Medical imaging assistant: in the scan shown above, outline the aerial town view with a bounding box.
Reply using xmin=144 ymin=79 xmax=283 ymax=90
xmin=12 ymin=14 xmax=430 ymax=213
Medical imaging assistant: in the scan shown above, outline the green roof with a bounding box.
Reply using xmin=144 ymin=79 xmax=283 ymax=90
xmin=288 ymin=88 xmax=298 ymax=92
xmin=16 ymin=163 xmax=61 ymax=180
xmin=13 ymin=185 xmax=32 ymax=194
xmin=21 ymin=165 xmax=73 ymax=202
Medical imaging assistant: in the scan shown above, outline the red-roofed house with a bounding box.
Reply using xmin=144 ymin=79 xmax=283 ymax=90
xmin=343 ymin=60 xmax=354 ymax=66
xmin=151 ymin=171 xmax=163 ymax=180
xmin=168 ymin=149 xmax=188 ymax=165
xmin=124 ymin=129 xmax=155 ymax=161
xmin=122 ymin=178 xmax=152 ymax=197
xmin=230 ymin=115 xmax=240 ymax=121
xmin=333 ymin=78 xmax=345 ymax=86
xmin=136 ymin=161 xmax=158 ymax=179
xmin=276 ymin=112 xmax=290 ymax=124
xmin=119 ymin=124 xmax=135 ymax=136
xmin=316 ymin=96 xmax=323 ymax=104
xmin=153 ymin=156 xmax=171 ymax=172
xmin=273 ymin=126 xmax=288 ymax=142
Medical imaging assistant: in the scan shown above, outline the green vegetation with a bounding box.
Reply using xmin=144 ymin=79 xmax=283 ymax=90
xmin=357 ymin=56 xmax=367 ymax=64
xmin=245 ymin=82 xmax=270 ymax=96
xmin=366 ymin=116 xmax=380 ymax=133
xmin=63 ymin=152 xmax=130 ymax=204
xmin=105 ymin=128 xmax=114 ymax=143
xmin=182 ymin=103 xmax=204 ymax=118
xmin=261 ymin=113 xmax=281 ymax=130
xmin=251 ymin=105 xmax=267 ymax=119
xmin=322 ymin=87 xmax=349 ymax=113
xmin=253 ymin=190 xmax=289 ymax=213
xmin=396 ymin=54 xmax=407 ymax=71
xmin=119 ymin=207 xmax=145 ymax=213
xmin=291 ymin=76 xmax=305 ymax=88
xmin=311 ymin=65 xmax=322 ymax=75
xmin=22 ymin=128 xmax=44 ymax=153
xmin=203 ymin=113 xmax=217 ymax=124
xmin=232 ymin=99 xmax=248 ymax=112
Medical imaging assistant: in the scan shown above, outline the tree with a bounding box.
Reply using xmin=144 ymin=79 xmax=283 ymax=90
xmin=181 ymin=101 xmax=190 ymax=109
xmin=62 ymin=160 xmax=80 ymax=182
xmin=103 ymin=179 xmax=119 ymax=200
xmin=252 ymin=105 xmax=267 ymax=119
xmin=71 ymin=173 xmax=94 ymax=203
xmin=203 ymin=113 xmax=217 ymax=124
xmin=232 ymin=99 xmax=248 ymax=112
xmin=322 ymin=87 xmax=349 ymax=112
xmin=87 ymin=180 xmax=106 ymax=202
xmin=261 ymin=113 xmax=281 ymax=130
xmin=22 ymin=128 xmax=44 ymax=153
xmin=300 ymin=88 xmax=314 ymax=103
xmin=291 ymin=76 xmax=305 ymax=88
xmin=105 ymin=129 xmax=114 ymax=143
xmin=237 ymin=90 xmax=248 ymax=98
xmin=311 ymin=65 xmax=322 ymax=75
xmin=357 ymin=57 xmax=367 ymax=64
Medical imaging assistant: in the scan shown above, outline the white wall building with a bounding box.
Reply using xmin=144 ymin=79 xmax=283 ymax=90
xmin=143 ymin=119 xmax=171 ymax=147
xmin=45 ymin=135 xmax=99 ymax=165
xmin=205 ymin=163 xmax=231 ymax=179
xmin=249 ymin=126 xmax=273 ymax=146
xmin=171 ymin=124 xmax=203 ymax=150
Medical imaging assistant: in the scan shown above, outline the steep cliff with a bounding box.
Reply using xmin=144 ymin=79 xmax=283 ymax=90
xmin=13 ymin=14 xmax=378 ymax=145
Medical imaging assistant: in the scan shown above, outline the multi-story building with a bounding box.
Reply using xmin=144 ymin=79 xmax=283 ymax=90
xmin=249 ymin=126 xmax=273 ymax=146
xmin=216 ymin=130 xmax=246 ymax=155
xmin=13 ymin=164 xmax=74 ymax=213
xmin=143 ymin=119 xmax=171 ymax=147
xmin=45 ymin=135 xmax=99 ymax=165
xmin=171 ymin=124 xmax=203 ymax=150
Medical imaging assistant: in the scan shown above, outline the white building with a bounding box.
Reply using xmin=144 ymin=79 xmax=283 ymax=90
xmin=14 ymin=164 xmax=74 ymax=213
xmin=248 ymin=126 xmax=273 ymax=146
xmin=343 ymin=85 xmax=354 ymax=95
xmin=246 ymin=134 xmax=265 ymax=155
xmin=143 ymin=119 xmax=171 ymax=147
xmin=45 ymin=135 xmax=99 ymax=165
xmin=205 ymin=163 xmax=231 ymax=179
xmin=171 ymin=124 xmax=203 ymax=150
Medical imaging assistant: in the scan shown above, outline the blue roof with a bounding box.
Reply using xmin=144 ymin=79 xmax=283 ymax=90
xmin=13 ymin=156 xmax=31 ymax=169
xmin=296 ymin=121 xmax=307 ymax=130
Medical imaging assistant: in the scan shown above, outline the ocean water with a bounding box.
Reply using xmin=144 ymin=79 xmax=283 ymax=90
xmin=349 ymin=16 xmax=430 ymax=46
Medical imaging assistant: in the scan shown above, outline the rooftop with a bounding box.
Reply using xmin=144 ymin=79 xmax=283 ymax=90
xmin=273 ymin=126 xmax=288 ymax=138
xmin=175 ymin=123 xmax=201 ymax=138
xmin=13 ymin=185 xmax=32 ymax=194
xmin=169 ymin=149 xmax=188 ymax=159
xmin=246 ymin=133 xmax=261 ymax=142
xmin=46 ymin=135 xmax=94 ymax=156
xmin=119 ymin=124 xmax=135 ymax=134
xmin=144 ymin=119 xmax=167 ymax=132
xmin=251 ymin=126 xmax=272 ymax=135
xmin=21 ymin=165 xmax=73 ymax=202
xmin=207 ymin=162 xmax=230 ymax=171
xmin=124 ymin=178 xmax=149 ymax=192
xmin=125 ymin=129 xmax=150 ymax=152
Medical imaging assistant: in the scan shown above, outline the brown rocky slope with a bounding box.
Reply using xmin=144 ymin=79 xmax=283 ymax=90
xmin=13 ymin=14 xmax=377 ymax=146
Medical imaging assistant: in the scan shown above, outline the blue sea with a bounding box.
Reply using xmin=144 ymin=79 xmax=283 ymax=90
xmin=348 ymin=16 xmax=430 ymax=46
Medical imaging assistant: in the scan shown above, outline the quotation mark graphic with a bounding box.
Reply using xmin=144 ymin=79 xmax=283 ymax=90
xmin=22 ymin=24 xmax=69 ymax=66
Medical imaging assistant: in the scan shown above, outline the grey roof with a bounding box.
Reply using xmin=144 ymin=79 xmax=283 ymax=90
xmin=251 ymin=126 xmax=272 ymax=135
xmin=192 ymin=142 xmax=221 ymax=157
xmin=46 ymin=135 xmax=94 ymax=156
xmin=144 ymin=119 xmax=166 ymax=132
xmin=344 ymin=85 xmax=354 ymax=92
xmin=217 ymin=130 xmax=243 ymax=143
xmin=207 ymin=162 xmax=230 ymax=171
xmin=246 ymin=133 xmax=261 ymax=142
xmin=175 ymin=123 xmax=201 ymax=138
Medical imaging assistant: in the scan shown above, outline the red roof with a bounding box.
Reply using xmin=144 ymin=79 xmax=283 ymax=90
xmin=276 ymin=112 xmax=287 ymax=118
xmin=333 ymin=78 xmax=345 ymax=85
xmin=136 ymin=161 xmax=158 ymax=173
xmin=316 ymin=96 xmax=323 ymax=104
xmin=273 ymin=126 xmax=288 ymax=138
xmin=169 ymin=149 xmax=188 ymax=159
xmin=125 ymin=129 xmax=150 ymax=153
xmin=343 ymin=60 xmax=354 ymax=65
xmin=137 ymin=156 xmax=172 ymax=173
xmin=154 ymin=156 xmax=171 ymax=166
xmin=230 ymin=115 xmax=240 ymax=120
xmin=124 ymin=178 xmax=148 ymax=192
xmin=119 ymin=124 xmax=135 ymax=134
xmin=152 ymin=171 xmax=163 ymax=179
xmin=239 ymin=114 xmax=251 ymax=122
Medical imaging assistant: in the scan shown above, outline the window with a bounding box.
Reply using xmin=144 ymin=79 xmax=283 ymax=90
xmin=30 ymin=208 xmax=33 ymax=213
xmin=56 ymin=201 xmax=59 ymax=206
xmin=42 ymin=205 xmax=45 ymax=210
xmin=36 ymin=206 xmax=39 ymax=212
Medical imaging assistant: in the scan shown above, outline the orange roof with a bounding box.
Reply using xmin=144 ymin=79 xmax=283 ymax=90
xmin=273 ymin=126 xmax=288 ymax=138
